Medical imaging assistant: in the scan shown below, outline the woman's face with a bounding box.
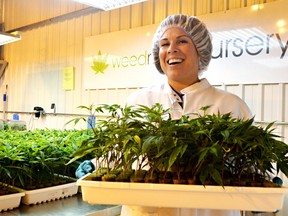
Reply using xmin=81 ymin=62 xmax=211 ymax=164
xmin=159 ymin=27 xmax=199 ymax=89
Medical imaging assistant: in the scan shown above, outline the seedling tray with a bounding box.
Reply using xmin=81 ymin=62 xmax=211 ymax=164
xmin=78 ymin=175 xmax=287 ymax=212
xmin=20 ymin=182 xmax=78 ymax=205
xmin=0 ymin=186 xmax=25 ymax=212
xmin=10 ymin=182 xmax=79 ymax=205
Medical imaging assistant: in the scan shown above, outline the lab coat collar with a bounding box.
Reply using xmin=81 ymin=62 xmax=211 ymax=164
xmin=164 ymin=78 xmax=210 ymax=96
xmin=164 ymin=82 xmax=183 ymax=105
xmin=180 ymin=78 xmax=210 ymax=95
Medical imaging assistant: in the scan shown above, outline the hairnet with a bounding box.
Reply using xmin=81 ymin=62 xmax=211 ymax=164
xmin=152 ymin=14 xmax=212 ymax=74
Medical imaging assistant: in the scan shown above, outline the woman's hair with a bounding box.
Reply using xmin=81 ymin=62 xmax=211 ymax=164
xmin=152 ymin=14 xmax=212 ymax=74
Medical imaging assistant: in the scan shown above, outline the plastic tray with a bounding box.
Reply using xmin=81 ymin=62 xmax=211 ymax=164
xmin=78 ymin=175 xmax=288 ymax=211
xmin=21 ymin=182 xmax=79 ymax=205
xmin=0 ymin=191 xmax=25 ymax=212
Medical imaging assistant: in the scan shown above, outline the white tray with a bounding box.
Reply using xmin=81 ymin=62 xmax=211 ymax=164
xmin=21 ymin=182 xmax=79 ymax=205
xmin=0 ymin=192 xmax=25 ymax=212
xmin=78 ymin=176 xmax=288 ymax=212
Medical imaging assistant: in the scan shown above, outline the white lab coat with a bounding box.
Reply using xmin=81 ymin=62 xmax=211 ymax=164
xmin=125 ymin=78 xmax=252 ymax=120
xmin=121 ymin=78 xmax=253 ymax=216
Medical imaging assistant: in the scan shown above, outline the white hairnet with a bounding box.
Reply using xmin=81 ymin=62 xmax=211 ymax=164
xmin=152 ymin=14 xmax=212 ymax=74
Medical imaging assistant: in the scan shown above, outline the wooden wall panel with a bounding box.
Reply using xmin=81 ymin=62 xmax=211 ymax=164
xmin=91 ymin=12 xmax=101 ymax=35
xmin=195 ymin=0 xmax=210 ymax=15
xmin=58 ymin=21 xmax=69 ymax=114
xmin=142 ymin=0 xmax=154 ymax=26
xmin=73 ymin=17 xmax=85 ymax=110
xmin=64 ymin=18 xmax=76 ymax=114
xmin=131 ymin=3 xmax=143 ymax=28
xmin=49 ymin=0 xmax=61 ymax=18
xmin=82 ymin=13 xmax=92 ymax=37
xmin=227 ymin=0 xmax=245 ymax=9
xmin=154 ymin=0 xmax=167 ymax=24
xmin=3 ymin=0 xmax=87 ymax=31
xmin=167 ymin=0 xmax=181 ymax=15
xmin=120 ymin=6 xmax=131 ymax=30
xmin=0 ymin=0 xmax=3 ymax=23
xmin=181 ymin=0 xmax=196 ymax=15
xmin=211 ymin=0 xmax=227 ymax=13
xmin=110 ymin=9 xmax=120 ymax=32
xmin=99 ymin=11 xmax=110 ymax=34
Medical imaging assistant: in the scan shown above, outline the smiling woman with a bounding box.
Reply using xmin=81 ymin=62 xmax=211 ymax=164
xmin=121 ymin=14 xmax=253 ymax=216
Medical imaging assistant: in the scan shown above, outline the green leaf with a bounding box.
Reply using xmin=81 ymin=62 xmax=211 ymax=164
xmin=133 ymin=135 xmax=141 ymax=145
xmin=210 ymin=169 xmax=223 ymax=186
xmin=168 ymin=144 xmax=188 ymax=169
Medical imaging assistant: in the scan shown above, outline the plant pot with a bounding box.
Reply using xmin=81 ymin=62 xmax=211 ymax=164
xmin=102 ymin=174 xmax=116 ymax=182
xmin=172 ymin=172 xmax=187 ymax=184
xmin=144 ymin=171 xmax=158 ymax=183
xmin=130 ymin=176 xmax=145 ymax=183
xmin=158 ymin=171 xmax=173 ymax=184
xmin=130 ymin=170 xmax=147 ymax=183
xmin=187 ymin=177 xmax=198 ymax=185
xmin=172 ymin=178 xmax=187 ymax=184
xmin=116 ymin=170 xmax=133 ymax=182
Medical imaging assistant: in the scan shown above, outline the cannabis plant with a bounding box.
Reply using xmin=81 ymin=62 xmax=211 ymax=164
xmin=69 ymin=103 xmax=288 ymax=187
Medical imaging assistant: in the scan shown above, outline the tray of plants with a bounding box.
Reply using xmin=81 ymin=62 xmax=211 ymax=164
xmin=21 ymin=182 xmax=79 ymax=205
xmin=0 ymin=129 xmax=91 ymax=206
xmin=70 ymin=104 xmax=288 ymax=212
xmin=78 ymin=176 xmax=288 ymax=212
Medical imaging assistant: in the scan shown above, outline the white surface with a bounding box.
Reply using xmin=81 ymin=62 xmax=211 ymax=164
xmin=78 ymin=178 xmax=288 ymax=212
xmin=21 ymin=182 xmax=79 ymax=205
xmin=87 ymin=205 xmax=122 ymax=216
xmin=0 ymin=192 xmax=25 ymax=212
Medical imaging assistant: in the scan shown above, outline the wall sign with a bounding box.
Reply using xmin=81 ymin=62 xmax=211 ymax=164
xmin=201 ymin=0 xmax=288 ymax=85
xmin=83 ymin=0 xmax=288 ymax=89
xmin=63 ymin=66 xmax=74 ymax=90
xmin=83 ymin=24 xmax=164 ymax=89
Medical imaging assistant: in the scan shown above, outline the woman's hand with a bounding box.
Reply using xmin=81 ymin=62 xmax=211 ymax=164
xmin=75 ymin=160 xmax=95 ymax=179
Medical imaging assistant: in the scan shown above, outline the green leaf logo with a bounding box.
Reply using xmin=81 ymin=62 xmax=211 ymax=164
xmin=91 ymin=50 xmax=109 ymax=74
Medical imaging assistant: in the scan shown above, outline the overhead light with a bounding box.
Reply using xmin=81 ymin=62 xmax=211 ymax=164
xmin=0 ymin=31 xmax=21 ymax=46
xmin=74 ymin=0 xmax=147 ymax=11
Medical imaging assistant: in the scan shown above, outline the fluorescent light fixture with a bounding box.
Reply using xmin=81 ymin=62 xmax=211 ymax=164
xmin=0 ymin=31 xmax=21 ymax=46
xmin=74 ymin=0 xmax=147 ymax=11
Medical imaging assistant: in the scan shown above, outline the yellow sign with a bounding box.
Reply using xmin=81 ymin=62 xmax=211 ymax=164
xmin=62 ymin=66 xmax=74 ymax=90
